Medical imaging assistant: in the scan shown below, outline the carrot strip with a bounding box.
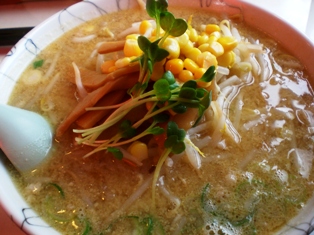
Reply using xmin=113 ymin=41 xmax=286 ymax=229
xmin=56 ymin=72 xmax=139 ymax=137
xmin=75 ymin=90 xmax=126 ymax=129
xmin=97 ymin=40 xmax=125 ymax=54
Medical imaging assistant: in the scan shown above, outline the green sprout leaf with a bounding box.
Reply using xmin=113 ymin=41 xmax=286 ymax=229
xmin=172 ymin=103 xmax=187 ymax=114
xmin=146 ymin=0 xmax=168 ymax=20
xmin=154 ymin=78 xmax=171 ymax=102
xmin=193 ymin=90 xmax=211 ymax=126
xmin=148 ymin=126 xmax=165 ymax=135
xmin=198 ymin=65 xmax=216 ymax=83
xmin=146 ymin=0 xmax=168 ymax=38
xmin=119 ymin=120 xmax=137 ymax=139
xmin=160 ymin=11 xmax=188 ymax=37
xmin=107 ymin=147 xmax=123 ymax=160
xmin=153 ymin=112 xmax=170 ymax=123
xmin=164 ymin=121 xmax=186 ymax=154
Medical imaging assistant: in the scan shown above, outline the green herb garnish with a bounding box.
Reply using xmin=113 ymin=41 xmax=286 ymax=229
xmin=33 ymin=59 xmax=44 ymax=69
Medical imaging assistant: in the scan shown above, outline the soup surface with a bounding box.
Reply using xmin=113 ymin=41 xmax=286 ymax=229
xmin=7 ymin=4 xmax=314 ymax=235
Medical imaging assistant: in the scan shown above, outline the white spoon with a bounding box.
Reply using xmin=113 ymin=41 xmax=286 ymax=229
xmin=0 ymin=104 xmax=52 ymax=173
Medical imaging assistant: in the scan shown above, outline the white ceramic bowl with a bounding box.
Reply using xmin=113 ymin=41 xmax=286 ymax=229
xmin=0 ymin=0 xmax=313 ymax=234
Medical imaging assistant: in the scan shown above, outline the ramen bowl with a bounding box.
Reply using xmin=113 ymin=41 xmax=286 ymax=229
xmin=0 ymin=0 xmax=314 ymax=234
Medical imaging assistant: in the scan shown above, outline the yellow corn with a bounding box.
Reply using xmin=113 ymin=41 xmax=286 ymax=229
xmin=186 ymin=48 xmax=202 ymax=62
xmin=101 ymin=60 xmax=116 ymax=74
xmin=178 ymin=69 xmax=194 ymax=82
xmin=165 ymin=58 xmax=184 ymax=75
xmin=115 ymin=57 xmax=131 ymax=69
xmin=217 ymin=51 xmax=236 ymax=68
xmin=161 ymin=38 xmax=180 ymax=59
xmin=197 ymin=34 xmax=209 ymax=46
xmin=209 ymin=31 xmax=221 ymax=39
xmin=188 ymin=28 xmax=199 ymax=42
xmin=218 ymin=36 xmax=238 ymax=52
xmin=126 ymin=34 xmax=140 ymax=40
xmin=205 ymin=24 xmax=220 ymax=35
xmin=180 ymin=40 xmax=194 ymax=55
xmin=139 ymin=20 xmax=152 ymax=35
xmin=198 ymin=43 xmax=209 ymax=53
xmin=127 ymin=141 xmax=148 ymax=162
xmin=208 ymin=35 xmax=218 ymax=43
xmin=175 ymin=32 xmax=189 ymax=46
xmin=207 ymin=41 xmax=224 ymax=57
xmin=151 ymin=27 xmax=165 ymax=37
xmin=124 ymin=38 xmax=143 ymax=57
xmin=194 ymin=68 xmax=212 ymax=88
xmin=184 ymin=58 xmax=199 ymax=73
xmin=193 ymin=67 xmax=206 ymax=80
xmin=197 ymin=80 xmax=212 ymax=88
xmin=197 ymin=51 xmax=217 ymax=69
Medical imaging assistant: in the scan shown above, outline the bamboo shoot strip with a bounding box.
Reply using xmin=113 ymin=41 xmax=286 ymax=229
xmin=66 ymin=63 xmax=140 ymax=90
xmin=75 ymin=90 xmax=127 ymax=129
xmin=56 ymin=73 xmax=138 ymax=137
xmin=97 ymin=40 xmax=126 ymax=54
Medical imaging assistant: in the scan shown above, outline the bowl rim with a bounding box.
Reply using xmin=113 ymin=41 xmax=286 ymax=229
xmin=0 ymin=0 xmax=313 ymax=234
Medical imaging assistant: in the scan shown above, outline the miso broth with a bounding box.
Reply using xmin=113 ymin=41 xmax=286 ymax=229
xmin=7 ymin=5 xmax=314 ymax=235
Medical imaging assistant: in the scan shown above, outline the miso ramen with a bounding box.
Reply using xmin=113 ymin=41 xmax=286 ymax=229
xmin=7 ymin=2 xmax=314 ymax=235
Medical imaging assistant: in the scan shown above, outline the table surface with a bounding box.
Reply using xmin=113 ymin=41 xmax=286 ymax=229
xmin=0 ymin=0 xmax=313 ymax=234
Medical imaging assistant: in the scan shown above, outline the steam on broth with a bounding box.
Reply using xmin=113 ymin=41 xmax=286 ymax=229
xmin=7 ymin=2 xmax=314 ymax=235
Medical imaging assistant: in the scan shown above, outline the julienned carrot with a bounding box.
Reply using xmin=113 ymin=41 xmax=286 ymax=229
xmin=56 ymin=72 xmax=139 ymax=137
xmin=75 ymin=90 xmax=126 ymax=129
xmin=67 ymin=63 xmax=140 ymax=90
xmin=97 ymin=40 xmax=126 ymax=54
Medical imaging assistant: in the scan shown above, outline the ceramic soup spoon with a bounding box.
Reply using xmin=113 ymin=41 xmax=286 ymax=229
xmin=0 ymin=104 xmax=52 ymax=173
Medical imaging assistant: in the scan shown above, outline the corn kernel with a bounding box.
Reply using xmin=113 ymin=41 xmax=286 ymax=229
xmin=197 ymin=51 xmax=217 ymax=69
xmin=139 ymin=20 xmax=152 ymax=35
xmin=115 ymin=57 xmax=131 ymax=68
xmin=101 ymin=60 xmax=116 ymax=74
xmin=205 ymin=24 xmax=220 ymax=34
xmin=217 ymin=51 xmax=236 ymax=68
xmin=186 ymin=48 xmax=202 ymax=62
xmin=175 ymin=32 xmax=189 ymax=46
xmin=178 ymin=69 xmax=194 ymax=82
xmin=151 ymin=27 xmax=165 ymax=36
xmin=184 ymin=58 xmax=199 ymax=73
xmin=197 ymin=34 xmax=209 ymax=46
xmin=194 ymin=67 xmax=206 ymax=80
xmin=126 ymin=34 xmax=140 ymax=40
xmin=161 ymin=38 xmax=180 ymax=59
xmin=180 ymin=40 xmax=194 ymax=55
xmin=194 ymin=68 xmax=212 ymax=88
xmin=208 ymin=35 xmax=218 ymax=43
xmin=189 ymin=28 xmax=199 ymax=42
xmin=165 ymin=58 xmax=184 ymax=75
xmin=197 ymin=80 xmax=212 ymax=88
xmin=217 ymin=36 xmax=238 ymax=52
xmin=207 ymin=41 xmax=224 ymax=57
xmin=127 ymin=141 xmax=148 ymax=162
xmin=198 ymin=43 xmax=209 ymax=53
xmin=124 ymin=38 xmax=143 ymax=57
xmin=210 ymin=31 xmax=221 ymax=39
